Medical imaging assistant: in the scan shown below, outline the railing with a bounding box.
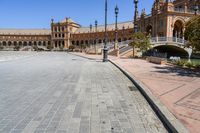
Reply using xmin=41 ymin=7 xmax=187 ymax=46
xmin=174 ymin=8 xmax=185 ymax=13
xmin=150 ymin=37 xmax=188 ymax=46
xmin=173 ymin=8 xmax=199 ymax=14
xmin=90 ymin=40 xmax=132 ymax=50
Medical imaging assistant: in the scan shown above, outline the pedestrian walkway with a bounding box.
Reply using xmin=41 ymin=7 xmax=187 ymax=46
xmin=0 ymin=52 xmax=166 ymax=133
xmin=71 ymin=52 xmax=200 ymax=133
xmin=0 ymin=51 xmax=37 ymax=62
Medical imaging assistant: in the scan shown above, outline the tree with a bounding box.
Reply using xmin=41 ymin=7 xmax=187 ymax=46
xmin=129 ymin=32 xmax=151 ymax=56
xmin=69 ymin=45 xmax=75 ymax=51
xmin=184 ymin=16 xmax=200 ymax=51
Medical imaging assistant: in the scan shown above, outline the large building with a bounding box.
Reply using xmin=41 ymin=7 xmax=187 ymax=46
xmin=0 ymin=0 xmax=199 ymax=51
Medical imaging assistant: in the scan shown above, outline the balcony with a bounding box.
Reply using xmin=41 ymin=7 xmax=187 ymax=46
xmin=173 ymin=8 xmax=199 ymax=14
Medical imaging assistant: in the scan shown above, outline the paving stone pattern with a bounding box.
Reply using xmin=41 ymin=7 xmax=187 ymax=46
xmin=0 ymin=52 xmax=167 ymax=133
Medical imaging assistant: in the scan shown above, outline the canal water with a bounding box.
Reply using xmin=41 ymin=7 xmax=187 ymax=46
xmin=182 ymin=59 xmax=200 ymax=65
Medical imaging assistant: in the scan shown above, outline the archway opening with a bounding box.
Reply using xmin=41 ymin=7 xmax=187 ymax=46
xmin=173 ymin=20 xmax=184 ymax=38
xmin=146 ymin=25 xmax=152 ymax=36
xmin=151 ymin=45 xmax=188 ymax=58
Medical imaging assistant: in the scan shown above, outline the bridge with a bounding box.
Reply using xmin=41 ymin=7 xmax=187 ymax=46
xmin=105 ymin=37 xmax=192 ymax=58
xmin=150 ymin=37 xmax=192 ymax=58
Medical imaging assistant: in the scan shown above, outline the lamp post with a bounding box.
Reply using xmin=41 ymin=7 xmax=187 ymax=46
xmin=114 ymin=5 xmax=119 ymax=50
xmin=134 ymin=0 xmax=138 ymax=33
xmin=95 ymin=20 xmax=98 ymax=54
xmin=103 ymin=0 xmax=108 ymax=62
xmin=194 ymin=0 xmax=199 ymax=15
xmin=90 ymin=24 xmax=92 ymax=48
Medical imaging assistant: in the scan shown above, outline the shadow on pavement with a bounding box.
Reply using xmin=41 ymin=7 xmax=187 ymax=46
xmin=152 ymin=66 xmax=200 ymax=77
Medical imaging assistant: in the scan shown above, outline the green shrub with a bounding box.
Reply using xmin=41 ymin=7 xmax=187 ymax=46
xmin=69 ymin=45 xmax=75 ymax=51
xmin=14 ymin=46 xmax=20 ymax=51
xmin=185 ymin=61 xmax=195 ymax=68
xmin=175 ymin=60 xmax=185 ymax=66
xmin=47 ymin=44 xmax=53 ymax=50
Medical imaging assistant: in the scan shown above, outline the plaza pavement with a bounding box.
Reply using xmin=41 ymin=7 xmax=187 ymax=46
xmin=0 ymin=52 xmax=166 ymax=133
xmin=71 ymin=52 xmax=200 ymax=133
xmin=0 ymin=51 xmax=37 ymax=62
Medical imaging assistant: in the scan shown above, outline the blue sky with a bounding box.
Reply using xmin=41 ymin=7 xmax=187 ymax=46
xmin=0 ymin=0 xmax=154 ymax=29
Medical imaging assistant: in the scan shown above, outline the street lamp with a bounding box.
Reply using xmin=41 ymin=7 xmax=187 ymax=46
xmin=95 ymin=20 xmax=98 ymax=54
xmin=90 ymin=24 xmax=92 ymax=48
xmin=103 ymin=0 xmax=108 ymax=62
xmin=114 ymin=5 xmax=119 ymax=50
xmin=134 ymin=0 xmax=139 ymax=33
xmin=194 ymin=0 xmax=199 ymax=15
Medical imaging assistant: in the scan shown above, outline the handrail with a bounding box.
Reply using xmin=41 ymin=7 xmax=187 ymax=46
xmin=150 ymin=37 xmax=188 ymax=46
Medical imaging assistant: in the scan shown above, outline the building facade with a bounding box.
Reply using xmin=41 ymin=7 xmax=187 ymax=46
xmin=0 ymin=0 xmax=199 ymax=51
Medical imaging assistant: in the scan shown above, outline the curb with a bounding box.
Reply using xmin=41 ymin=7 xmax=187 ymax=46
xmin=109 ymin=59 xmax=189 ymax=133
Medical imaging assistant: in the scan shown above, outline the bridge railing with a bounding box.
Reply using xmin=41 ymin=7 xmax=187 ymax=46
xmin=89 ymin=40 xmax=132 ymax=50
xmin=150 ymin=37 xmax=188 ymax=46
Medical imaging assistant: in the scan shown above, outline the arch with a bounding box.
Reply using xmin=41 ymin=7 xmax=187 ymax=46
xmin=98 ymin=39 xmax=102 ymax=43
xmin=3 ymin=41 xmax=6 ymax=46
xmin=62 ymin=41 xmax=65 ymax=47
xmin=94 ymin=40 xmax=96 ymax=44
xmin=152 ymin=45 xmax=188 ymax=58
xmin=81 ymin=40 xmax=84 ymax=45
xmin=55 ymin=41 xmax=58 ymax=47
xmin=34 ymin=41 xmax=37 ymax=46
xmin=43 ymin=41 xmax=46 ymax=46
xmin=23 ymin=42 xmax=27 ymax=46
xmin=13 ymin=41 xmax=17 ymax=46
xmin=58 ymin=41 xmax=61 ymax=47
xmin=85 ymin=40 xmax=88 ymax=45
xmin=38 ymin=41 xmax=41 ymax=46
xmin=8 ymin=41 xmax=12 ymax=46
xmin=76 ymin=41 xmax=79 ymax=46
xmin=28 ymin=41 xmax=32 ymax=46
xmin=173 ymin=20 xmax=184 ymax=38
xmin=173 ymin=17 xmax=185 ymax=26
xmin=19 ymin=41 xmax=22 ymax=46
xmin=146 ymin=25 xmax=152 ymax=36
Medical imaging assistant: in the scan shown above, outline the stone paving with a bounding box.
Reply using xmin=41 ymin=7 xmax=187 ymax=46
xmin=0 ymin=52 xmax=166 ymax=133
xmin=112 ymin=59 xmax=200 ymax=133
xmin=0 ymin=51 xmax=37 ymax=62
xmin=71 ymin=52 xmax=200 ymax=133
